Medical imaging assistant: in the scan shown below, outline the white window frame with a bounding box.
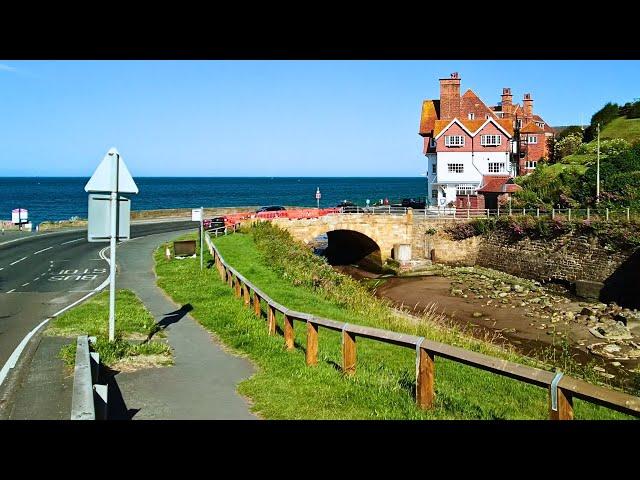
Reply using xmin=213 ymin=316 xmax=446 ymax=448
xmin=527 ymin=135 xmax=538 ymax=144
xmin=525 ymin=160 xmax=537 ymax=169
xmin=444 ymin=135 xmax=465 ymax=147
xmin=468 ymin=113 xmax=475 ymax=120
xmin=456 ymin=184 xmax=476 ymax=196
xmin=488 ymin=162 xmax=505 ymax=173
xmin=480 ymin=134 xmax=502 ymax=146
xmin=448 ymin=163 xmax=464 ymax=173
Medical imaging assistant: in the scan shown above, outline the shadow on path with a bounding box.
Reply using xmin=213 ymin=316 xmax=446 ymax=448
xmin=102 ymin=366 xmax=140 ymax=420
xmin=145 ymin=304 xmax=193 ymax=342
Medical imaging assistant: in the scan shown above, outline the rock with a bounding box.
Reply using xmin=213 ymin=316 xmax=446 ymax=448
xmin=603 ymin=344 xmax=621 ymax=353
xmin=472 ymin=311 xmax=483 ymax=318
xmin=612 ymin=362 xmax=621 ymax=367
xmin=513 ymin=285 xmax=524 ymax=293
xmin=613 ymin=313 xmax=628 ymax=326
xmin=564 ymin=311 xmax=575 ymax=321
xmin=588 ymin=315 xmax=598 ymax=323
xmin=592 ymin=366 xmax=606 ymax=372
xmin=451 ymin=289 xmax=463 ymax=296
xmin=502 ymin=286 xmax=512 ymax=293
xmin=498 ymin=292 xmax=508 ymax=298
xmin=598 ymin=371 xmax=615 ymax=379
xmin=530 ymin=297 xmax=541 ymax=304
xmin=581 ymin=307 xmax=596 ymax=316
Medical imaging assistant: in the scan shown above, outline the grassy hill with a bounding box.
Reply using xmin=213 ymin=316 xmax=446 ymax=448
xmin=600 ymin=116 xmax=640 ymax=142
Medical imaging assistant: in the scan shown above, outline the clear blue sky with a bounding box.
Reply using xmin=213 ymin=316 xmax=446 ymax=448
xmin=1 ymin=60 xmax=639 ymax=177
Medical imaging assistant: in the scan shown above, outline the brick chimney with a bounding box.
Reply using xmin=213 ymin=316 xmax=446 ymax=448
xmin=501 ymin=88 xmax=513 ymax=117
xmin=523 ymin=93 xmax=533 ymax=118
xmin=439 ymin=72 xmax=461 ymax=120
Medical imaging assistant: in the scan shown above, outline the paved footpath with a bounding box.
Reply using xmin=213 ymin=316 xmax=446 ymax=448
xmin=112 ymin=231 xmax=257 ymax=419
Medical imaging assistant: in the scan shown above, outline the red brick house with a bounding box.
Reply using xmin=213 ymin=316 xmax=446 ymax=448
xmin=419 ymin=73 xmax=554 ymax=209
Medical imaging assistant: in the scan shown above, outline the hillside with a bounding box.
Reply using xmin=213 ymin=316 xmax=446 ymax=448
xmin=600 ymin=116 xmax=640 ymax=142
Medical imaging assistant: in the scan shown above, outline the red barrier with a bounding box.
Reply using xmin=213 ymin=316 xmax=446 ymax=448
xmin=221 ymin=207 xmax=342 ymax=227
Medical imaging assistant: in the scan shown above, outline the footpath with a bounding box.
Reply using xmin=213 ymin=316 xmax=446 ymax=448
xmin=2 ymin=230 xmax=256 ymax=420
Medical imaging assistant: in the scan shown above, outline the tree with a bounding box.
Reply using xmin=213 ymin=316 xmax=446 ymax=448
xmin=584 ymin=102 xmax=619 ymax=141
xmin=553 ymin=132 xmax=582 ymax=160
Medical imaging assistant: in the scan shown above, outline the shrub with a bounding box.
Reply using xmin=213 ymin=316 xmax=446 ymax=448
xmin=446 ymin=222 xmax=477 ymax=240
xmin=554 ymin=132 xmax=583 ymax=159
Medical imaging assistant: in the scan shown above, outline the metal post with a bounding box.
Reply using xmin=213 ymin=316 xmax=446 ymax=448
xmin=108 ymin=153 xmax=120 ymax=342
xmin=552 ymin=208 xmax=555 ymax=219
xmin=523 ymin=208 xmax=526 ymax=216
xmin=568 ymin=208 xmax=571 ymax=222
xmin=200 ymin=206 xmax=203 ymax=271
xmin=467 ymin=208 xmax=470 ymax=219
xmin=606 ymin=208 xmax=609 ymax=222
xmin=508 ymin=204 xmax=512 ymax=216
xmin=536 ymin=208 xmax=540 ymax=218
xmin=587 ymin=207 xmax=590 ymax=220
xmin=627 ymin=207 xmax=630 ymax=222
xmin=596 ymin=123 xmax=600 ymax=204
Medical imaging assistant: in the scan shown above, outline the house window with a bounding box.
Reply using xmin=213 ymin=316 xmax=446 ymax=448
xmin=527 ymin=135 xmax=538 ymax=144
xmin=488 ymin=162 xmax=505 ymax=173
xmin=525 ymin=160 xmax=537 ymax=169
xmin=448 ymin=163 xmax=464 ymax=173
xmin=497 ymin=112 xmax=504 ymax=118
xmin=431 ymin=163 xmax=437 ymax=174
xmin=456 ymin=184 xmax=476 ymax=195
xmin=444 ymin=135 xmax=465 ymax=147
xmin=468 ymin=113 xmax=475 ymax=120
xmin=431 ymin=189 xmax=438 ymax=199
xmin=480 ymin=135 xmax=502 ymax=146
xmin=485 ymin=114 xmax=490 ymax=119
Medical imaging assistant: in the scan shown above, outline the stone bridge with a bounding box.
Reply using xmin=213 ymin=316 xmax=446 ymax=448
xmin=270 ymin=212 xmax=414 ymax=269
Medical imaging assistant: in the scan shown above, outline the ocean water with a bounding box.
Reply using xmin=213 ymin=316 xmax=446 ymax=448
xmin=0 ymin=177 xmax=427 ymax=225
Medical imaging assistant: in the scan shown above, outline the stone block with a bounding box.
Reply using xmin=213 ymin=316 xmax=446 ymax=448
xmin=575 ymin=280 xmax=605 ymax=300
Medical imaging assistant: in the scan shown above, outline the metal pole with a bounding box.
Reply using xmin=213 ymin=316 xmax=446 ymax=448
xmin=536 ymin=208 xmax=539 ymax=218
xmin=606 ymin=208 xmax=609 ymax=222
xmin=596 ymin=123 xmax=600 ymax=204
xmin=587 ymin=207 xmax=590 ymax=220
xmin=200 ymin=206 xmax=203 ymax=271
xmin=108 ymin=153 xmax=120 ymax=342
xmin=568 ymin=208 xmax=572 ymax=222
xmin=627 ymin=207 xmax=630 ymax=222
xmin=552 ymin=208 xmax=555 ymax=219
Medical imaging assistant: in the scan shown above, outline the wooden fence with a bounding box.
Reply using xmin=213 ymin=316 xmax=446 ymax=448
xmin=204 ymin=232 xmax=640 ymax=420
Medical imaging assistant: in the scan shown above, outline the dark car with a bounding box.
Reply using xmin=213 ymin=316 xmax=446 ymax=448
xmin=336 ymin=201 xmax=360 ymax=213
xmin=203 ymin=216 xmax=225 ymax=230
xmin=256 ymin=205 xmax=286 ymax=213
xmin=401 ymin=198 xmax=426 ymax=209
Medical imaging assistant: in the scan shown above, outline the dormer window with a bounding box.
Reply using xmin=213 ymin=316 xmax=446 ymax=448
xmin=444 ymin=135 xmax=465 ymax=147
xmin=468 ymin=113 xmax=475 ymax=120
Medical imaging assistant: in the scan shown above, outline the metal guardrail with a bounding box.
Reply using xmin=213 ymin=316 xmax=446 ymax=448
xmin=70 ymin=335 xmax=107 ymax=420
xmin=204 ymin=231 xmax=640 ymax=419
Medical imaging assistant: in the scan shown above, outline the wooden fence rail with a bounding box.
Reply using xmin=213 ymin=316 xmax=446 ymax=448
xmin=203 ymin=232 xmax=640 ymax=420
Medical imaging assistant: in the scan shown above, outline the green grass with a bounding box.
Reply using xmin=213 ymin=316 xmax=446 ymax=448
xmin=600 ymin=117 xmax=640 ymax=143
xmin=49 ymin=289 xmax=172 ymax=368
xmin=153 ymin=231 xmax=633 ymax=419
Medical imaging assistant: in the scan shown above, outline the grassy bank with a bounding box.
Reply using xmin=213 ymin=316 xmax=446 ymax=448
xmin=47 ymin=289 xmax=172 ymax=369
xmin=154 ymin=226 xmax=631 ymax=419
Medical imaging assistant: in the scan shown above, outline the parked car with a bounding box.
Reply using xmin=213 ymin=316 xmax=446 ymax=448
xmin=336 ymin=201 xmax=360 ymax=213
xmin=401 ymin=198 xmax=426 ymax=209
xmin=203 ymin=216 xmax=225 ymax=230
xmin=256 ymin=205 xmax=286 ymax=213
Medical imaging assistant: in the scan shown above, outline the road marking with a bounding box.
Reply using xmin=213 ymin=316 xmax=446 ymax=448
xmin=6 ymin=288 xmax=15 ymax=293
xmin=33 ymin=277 xmax=40 ymax=282
xmin=21 ymin=282 xmax=30 ymax=286
xmin=10 ymin=257 xmax=27 ymax=266
xmin=0 ymin=267 xmax=3 ymax=271
xmin=0 ymin=254 xmax=111 ymax=388
xmin=33 ymin=246 xmax=53 ymax=255
xmin=60 ymin=238 xmax=83 ymax=245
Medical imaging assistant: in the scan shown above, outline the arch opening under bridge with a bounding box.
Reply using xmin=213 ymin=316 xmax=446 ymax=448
xmin=314 ymin=229 xmax=383 ymax=272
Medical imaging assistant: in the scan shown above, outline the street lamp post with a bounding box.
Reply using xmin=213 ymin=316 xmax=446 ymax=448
xmin=315 ymin=187 xmax=321 ymax=209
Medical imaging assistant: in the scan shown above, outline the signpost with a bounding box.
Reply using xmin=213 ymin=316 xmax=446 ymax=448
xmin=192 ymin=207 xmax=203 ymax=270
xmin=85 ymin=148 xmax=138 ymax=342
xmin=316 ymin=187 xmax=321 ymax=209
xmin=12 ymin=208 xmax=28 ymax=231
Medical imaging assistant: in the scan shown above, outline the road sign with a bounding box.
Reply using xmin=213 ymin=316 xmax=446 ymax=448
xmin=192 ymin=208 xmax=203 ymax=222
xmin=84 ymin=148 xmax=138 ymax=194
xmin=11 ymin=208 xmax=28 ymax=224
xmin=84 ymin=147 xmax=138 ymax=342
xmin=87 ymin=194 xmax=131 ymax=242
xmin=316 ymin=187 xmax=321 ymax=209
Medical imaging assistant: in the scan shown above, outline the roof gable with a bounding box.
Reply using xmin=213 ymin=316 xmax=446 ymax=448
xmin=460 ymin=89 xmax=497 ymax=120
xmin=520 ymin=121 xmax=544 ymax=133
xmin=434 ymin=116 xmax=513 ymax=139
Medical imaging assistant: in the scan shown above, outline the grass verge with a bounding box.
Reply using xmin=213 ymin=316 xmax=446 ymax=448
xmin=48 ymin=289 xmax=172 ymax=369
xmin=154 ymin=227 xmax=633 ymax=419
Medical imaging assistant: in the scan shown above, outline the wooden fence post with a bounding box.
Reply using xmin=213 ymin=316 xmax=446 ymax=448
xmin=234 ymin=277 xmax=241 ymax=297
xmin=253 ymin=293 xmax=261 ymax=317
xmin=549 ymin=387 xmax=574 ymax=420
xmin=267 ymin=305 xmax=277 ymax=335
xmin=416 ymin=346 xmax=435 ymax=410
xmin=284 ymin=314 xmax=295 ymax=350
xmin=227 ymin=269 xmax=233 ymax=288
xmin=306 ymin=321 xmax=318 ymax=366
xmin=243 ymin=284 xmax=250 ymax=306
xmin=342 ymin=328 xmax=356 ymax=375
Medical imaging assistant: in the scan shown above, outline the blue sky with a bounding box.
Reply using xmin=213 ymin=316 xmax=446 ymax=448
xmin=1 ymin=60 xmax=639 ymax=177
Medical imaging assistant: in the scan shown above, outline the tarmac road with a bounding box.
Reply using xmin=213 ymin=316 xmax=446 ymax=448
xmin=0 ymin=220 xmax=196 ymax=372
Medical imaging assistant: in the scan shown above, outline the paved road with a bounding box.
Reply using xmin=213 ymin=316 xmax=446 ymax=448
xmin=0 ymin=220 xmax=195 ymax=373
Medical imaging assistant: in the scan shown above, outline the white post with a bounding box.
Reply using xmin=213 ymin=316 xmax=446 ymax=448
xmin=587 ymin=207 xmax=590 ymax=220
xmin=523 ymin=208 xmax=526 ymax=216
xmin=200 ymin=206 xmax=204 ymax=271
xmin=568 ymin=208 xmax=572 ymax=222
xmin=536 ymin=208 xmax=539 ymax=218
xmin=627 ymin=207 xmax=630 ymax=222
xmin=606 ymin=208 xmax=609 ymax=222
xmin=108 ymin=153 xmax=119 ymax=342
xmin=552 ymin=208 xmax=555 ymax=219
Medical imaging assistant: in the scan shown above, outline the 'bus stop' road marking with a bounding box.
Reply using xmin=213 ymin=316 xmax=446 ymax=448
xmin=10 ymin=257 xmax=27 ymax=266
xmin=33 ymin=246 xmax=53 ymax=255
xmin=60 ymin=238 xmax=83 ymax=245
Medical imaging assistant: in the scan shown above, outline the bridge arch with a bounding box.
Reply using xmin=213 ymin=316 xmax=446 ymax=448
xmin=317 ymin=229 xmax=383 ymax=271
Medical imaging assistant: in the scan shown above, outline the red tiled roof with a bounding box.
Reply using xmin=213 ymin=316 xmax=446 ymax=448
xmin=419 ymin=99 xmax=440 ymax=136
xmin=477 ymin=175 xmax=522 ymax=193
xmin=433 ymin=117 xmax=514 ymax=137
xmin=520 ymin=121 xmax=544 ymax=134
xmin=460 ymin=89 xmax=497 ymax=120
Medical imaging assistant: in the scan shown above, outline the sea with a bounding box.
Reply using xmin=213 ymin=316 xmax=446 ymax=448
xmin=0 ymin=177 xmax=428 ymax=226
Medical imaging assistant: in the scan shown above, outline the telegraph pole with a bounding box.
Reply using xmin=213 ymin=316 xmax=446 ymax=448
xmin=596 ymin=122 xmax=600 ymax=204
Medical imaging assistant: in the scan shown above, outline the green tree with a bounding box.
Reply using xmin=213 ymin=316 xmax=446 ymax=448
xmin=554 ymin=132 xmax=582 ymax=160
xmin=584 ymin=102 xmax=620 ymax=141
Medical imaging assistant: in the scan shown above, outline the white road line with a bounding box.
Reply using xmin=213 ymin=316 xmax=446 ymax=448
xmin=21 ymin=282 xmax=30 ymax=287
xmin=0 ymin=241 xmax=112 ymax=388
xmin=33 ymin=246 xmax=53 ymax=255
xmin=6 ymin=289 xmax=15 ymax=293
xmin=60 ymin=238 xmax=83 ymax=245
xmin=10 ymin=257 xmax=27 ymax=266
xmin=0 ymin=267 xmax=3 ymax=271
